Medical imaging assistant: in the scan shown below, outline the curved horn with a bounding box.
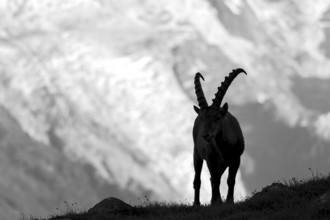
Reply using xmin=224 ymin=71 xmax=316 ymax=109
xmin=194 ymin=72 xmax=208 ymax=109
xmin=211 ymin=68 xmax=247 ymax=108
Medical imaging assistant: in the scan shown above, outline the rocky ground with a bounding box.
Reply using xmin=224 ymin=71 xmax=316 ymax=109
xmin=47 ymin=173 xmax=330 ymax=220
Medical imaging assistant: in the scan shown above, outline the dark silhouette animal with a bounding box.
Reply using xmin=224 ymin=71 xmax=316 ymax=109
xmin=192 ymin=68 xmax=246 ymax=205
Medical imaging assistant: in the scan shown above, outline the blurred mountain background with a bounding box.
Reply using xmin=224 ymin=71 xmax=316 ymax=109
xmin=0 ymin=0 xmax=330 ymax=219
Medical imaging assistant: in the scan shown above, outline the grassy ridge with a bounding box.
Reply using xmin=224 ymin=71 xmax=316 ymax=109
xmin=28 ymin=173 xmax=330 ymax=220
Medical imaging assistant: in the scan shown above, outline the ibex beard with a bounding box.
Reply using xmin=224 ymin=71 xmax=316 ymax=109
xmin=192 ymin=68 xmax=246 ymax=206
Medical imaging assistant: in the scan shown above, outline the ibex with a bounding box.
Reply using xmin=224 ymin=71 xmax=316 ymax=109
xmin=192 ymin=68 xmax=246 ymax=205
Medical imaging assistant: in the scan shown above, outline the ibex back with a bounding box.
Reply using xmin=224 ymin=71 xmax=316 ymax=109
xmin=192 ymin=68 xmax=246 ymax=205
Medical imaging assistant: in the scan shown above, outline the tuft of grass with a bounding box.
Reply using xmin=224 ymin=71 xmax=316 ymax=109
xmin=47 ymin=201 xmax=87 ymax=220
xmin=20 ymin=213 xmax=44 ymax=220
xmin=26 ymin=171 xmax=330 ymax=220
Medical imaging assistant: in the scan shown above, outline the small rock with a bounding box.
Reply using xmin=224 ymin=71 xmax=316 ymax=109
xmin=260 ymin=182 xmax=288 ymax=193
xmin=88 ymin=197 xmax=133 ymax=215
xmin=252 ymin=183 xmax=290 ymax=199
xmin=262 ymin=183 xmax=289 ymax=193
xmin=315 ymin=192 xmax=330 ymax=214
xmin=318 ymin=192 xmax=330 ymax=204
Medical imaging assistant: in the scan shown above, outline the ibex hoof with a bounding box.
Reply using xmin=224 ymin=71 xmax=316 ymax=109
xmin=211 ymin=199 xmax=223 ymax=206
xmin=193 ymin=201 xmax=201 ymax=206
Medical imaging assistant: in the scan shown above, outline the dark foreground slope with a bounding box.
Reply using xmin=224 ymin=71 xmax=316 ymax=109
xmin=31 ymin=173 xmax=330 ymax=220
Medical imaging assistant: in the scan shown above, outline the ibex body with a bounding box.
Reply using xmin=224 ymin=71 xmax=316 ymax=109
xmin=192 ymin=69 xmax=246 ymax=205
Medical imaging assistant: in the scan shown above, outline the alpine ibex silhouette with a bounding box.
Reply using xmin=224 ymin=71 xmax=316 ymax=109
xmin=192 ymin=68 xmax=246 ymax=205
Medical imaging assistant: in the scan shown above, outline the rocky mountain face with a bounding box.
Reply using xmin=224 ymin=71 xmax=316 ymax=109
xmin=0 ymin=0 xmax=330 ymax=219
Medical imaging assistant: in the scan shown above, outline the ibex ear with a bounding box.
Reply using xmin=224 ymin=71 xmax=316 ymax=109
xmin=194 ymin=105 xmax=200 ymax=114
xmin=221 ymin=103 xmax=228 ymax=116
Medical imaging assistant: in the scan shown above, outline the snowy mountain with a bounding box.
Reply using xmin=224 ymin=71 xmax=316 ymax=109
xmin=0 ymin=0 xmax=330 ymax=219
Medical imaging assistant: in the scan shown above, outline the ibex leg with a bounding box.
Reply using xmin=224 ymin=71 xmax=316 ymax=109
xmin=193 ymin=151 xmax=203 ymax=206
xmin=208 ymin=161 xmax=226 ymax=205
xmin=226 ymin=158 xmax=240 ymax=203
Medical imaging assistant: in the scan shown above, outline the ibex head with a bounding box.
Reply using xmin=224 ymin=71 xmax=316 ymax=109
xmin=194 ymin=68 xmax=247 ymax=142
